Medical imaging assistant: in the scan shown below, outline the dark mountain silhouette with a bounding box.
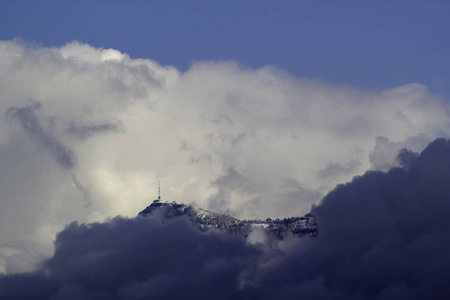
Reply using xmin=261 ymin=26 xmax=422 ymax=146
xmin=138 ymin=199 xmax=318 ymax=240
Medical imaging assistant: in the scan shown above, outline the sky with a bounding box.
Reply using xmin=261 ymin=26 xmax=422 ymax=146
xmin=1 ymin=1 xmax=450 ymax=97
xmin=0 ymin=1 xmax=450 ymax=299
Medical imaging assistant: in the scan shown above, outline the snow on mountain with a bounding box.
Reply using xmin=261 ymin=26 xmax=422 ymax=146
xmin=138 ymin=199 xmax=318 ymax=240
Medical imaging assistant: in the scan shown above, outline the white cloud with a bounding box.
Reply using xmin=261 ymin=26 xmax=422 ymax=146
xmin=0 ymin=39 xmax=449 ymax=272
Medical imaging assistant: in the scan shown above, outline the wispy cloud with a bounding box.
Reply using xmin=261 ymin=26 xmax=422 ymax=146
xmin=6 ymin=102 xmax=75 ymax=170
xmin=67 ymin=121 xmax=124 ymax=140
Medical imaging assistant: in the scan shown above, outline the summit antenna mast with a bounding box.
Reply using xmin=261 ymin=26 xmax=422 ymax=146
xmin=158 ymin=180 xmax=161 ymax=200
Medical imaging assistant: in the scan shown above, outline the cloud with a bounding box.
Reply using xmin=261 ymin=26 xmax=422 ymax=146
xmin=396 ymin=148 xmax=419 ymax=170
xmin=0 ymin=217 xmax=261 ymax=300
xmin=0 ymin=39 xmax=449 ymax=272
xmin=369 ymin=135 xmax=429 ymax=172
xmin=257 ymin=138 xmax=450 ymax=299
xmin=1 ymin=138 xmax=450 ymax=299
xmin=67 ymin=121 xmax=124 ymax=140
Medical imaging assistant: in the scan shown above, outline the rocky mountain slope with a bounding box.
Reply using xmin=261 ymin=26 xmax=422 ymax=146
xmin=138 ymin=199 xmax=318 ymax=240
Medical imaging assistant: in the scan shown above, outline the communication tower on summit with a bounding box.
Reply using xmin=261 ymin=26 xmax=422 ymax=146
xmin=153 ymin=180 xmax=162 ymax=204
xmin=158 ymin=180 xmax=161 ymax=200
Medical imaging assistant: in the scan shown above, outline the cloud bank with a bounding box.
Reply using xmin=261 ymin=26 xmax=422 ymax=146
xmin=1 ymin=138 xmax=450 ymax=299
xmin=0 ymin=39 xmax=449 ymax=272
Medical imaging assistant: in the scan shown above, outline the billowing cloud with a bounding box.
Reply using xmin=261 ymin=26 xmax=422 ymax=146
xmin=0 ymin=39 xmax=449 ymax=273
xmin=0 ymin=138 xmax=449 ymax=299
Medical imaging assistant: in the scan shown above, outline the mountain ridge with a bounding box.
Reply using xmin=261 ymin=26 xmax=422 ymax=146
xmin=138 ymin=199 xmax=318 ymax=240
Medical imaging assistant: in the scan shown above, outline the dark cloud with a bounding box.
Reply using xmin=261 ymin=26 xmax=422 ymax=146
xmin=1 ymin=138 xmax=450 ymax=299
xmin=67 ymin=122 xmax=124 ymax=140
xmin=6 ymin=102 xmax=75 ymax=170
xmin=0 ymin=217 xmax=260 ymax=300
xmin=396 ymin=148 xmax=419 ymax=170
xmin=258 ymin=138 xmax=450 ymax=299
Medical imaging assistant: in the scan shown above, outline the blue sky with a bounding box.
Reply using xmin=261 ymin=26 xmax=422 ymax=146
xmin=1 ymin=0 xmax=449 ymax=97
